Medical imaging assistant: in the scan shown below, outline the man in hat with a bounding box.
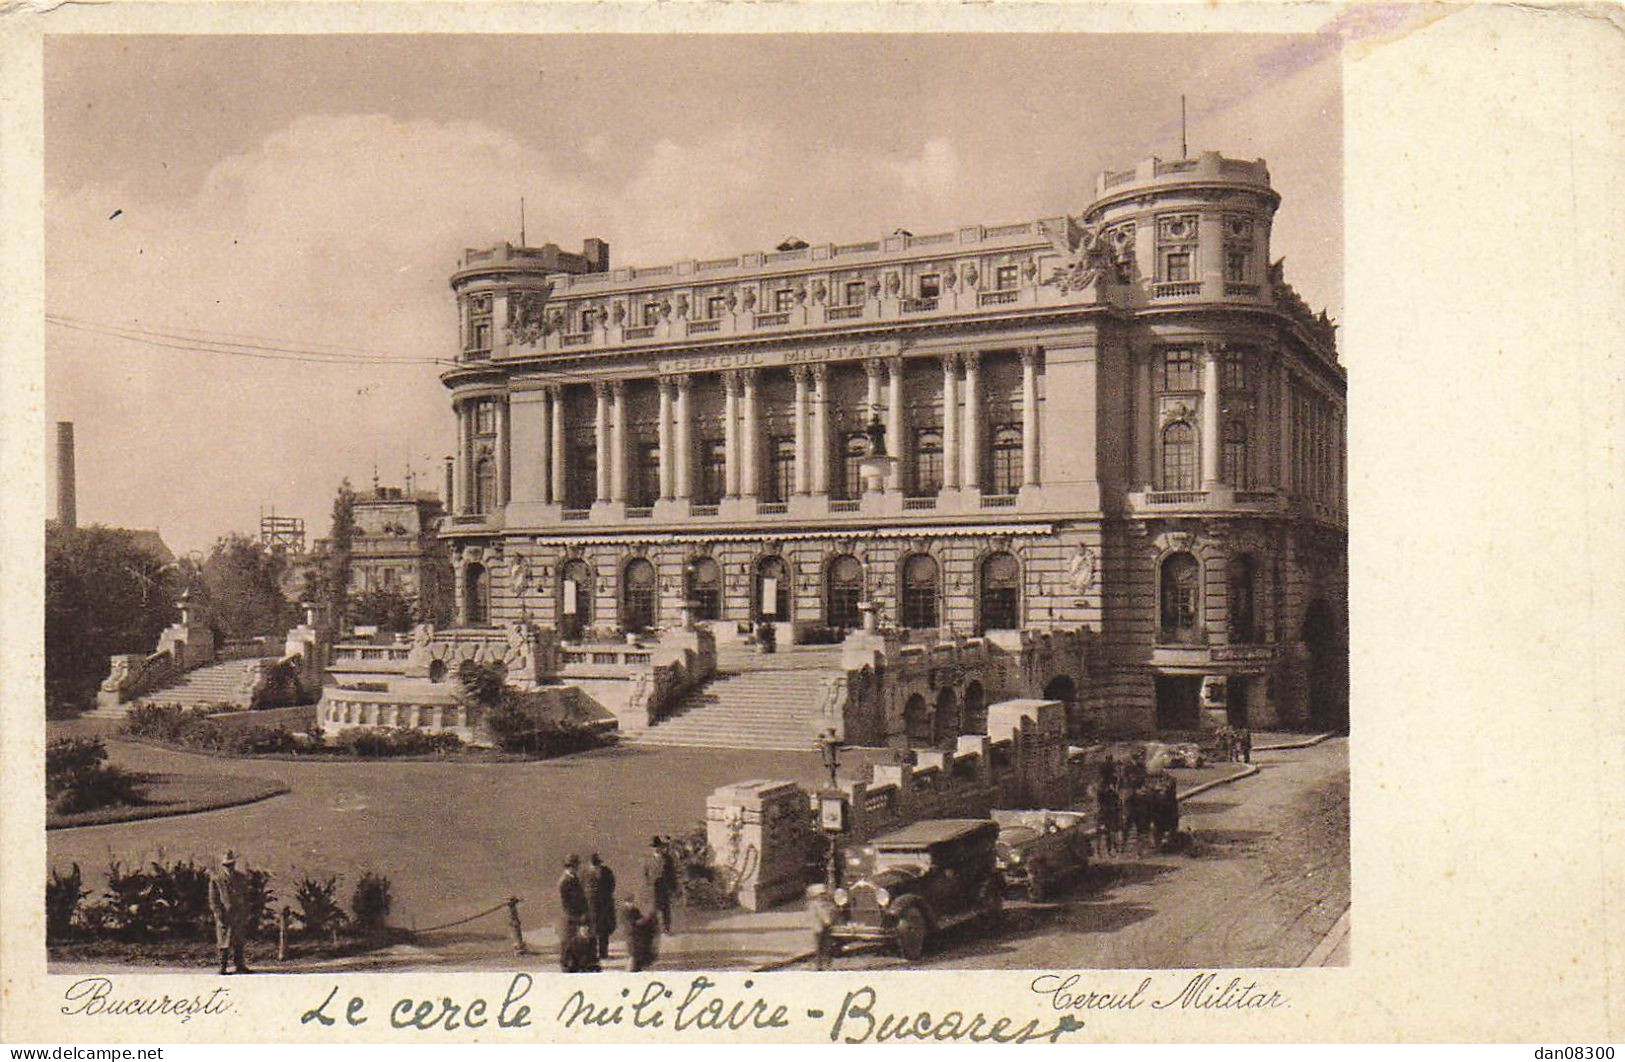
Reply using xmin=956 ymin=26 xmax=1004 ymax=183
xmin=208 ymin=850 xmax=253 ymax=975
xmin=582 ymin=853 xmax=616 ymax=960
xmin=557 ymin=855 xmax=594 ymax=972
xmin=620 ymin=899 xmax=660 ymax=972
xmin=642 ymin=836 xmax=677 ymax=934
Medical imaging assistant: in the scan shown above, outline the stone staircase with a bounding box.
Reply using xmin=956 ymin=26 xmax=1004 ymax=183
xmin=634 ymin=657 xmax=842 ymax=751
xmin=82 ymin=657 xmax=278 ymax=718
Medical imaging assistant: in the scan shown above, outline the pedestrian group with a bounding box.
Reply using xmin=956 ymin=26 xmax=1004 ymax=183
xmin=556 ymin=836 xmax=680 ymax=973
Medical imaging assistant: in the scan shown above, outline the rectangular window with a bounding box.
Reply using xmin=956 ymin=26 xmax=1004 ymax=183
xmin=699 ymin=439 xmax=727 ymax=505
xmin=1164 ymin=252 xmax=1191 ymax=282
xmin=845 ymin=280 xmax=867 ymax=306
xmin=912 ymin=429 xmax=943 ymax=496
xmin=767 ymin=437 xmax=796 ymax=503
xmin=841 ymin=434 xmax=868 ymax=500
xmin=996 ymin=265 xmax=1019 ymax=291
xmin=578 ymin=307 xmax=595 ymax=333
xmin=465 ymin=294 xmax=493 ymax=352
xmin=918 ymin=274 xmax=941 ymax=299
xmin=706 ymin=295 xmax=727 ymax=320
xmin=474 ymin=400 xmax=496 ymax=435
xmin=635 ymin=442 xmax=661 ymax=507
xmin=1226 ymin=251 xmax=1249 ymax=283
xmin=988 ymin=425 xmax=1023 ymax=496
xmin=1163 ymin=349 xmax=1198 ymax=391
xmin=643 ymin=303 xmax=660 ymax=326
xmin=567 ymin=442 xmax=596 ymax=509
xmin=1221 ymin=350 xmax=1247 ymax=391
xmin=774 ymin=289 xmax=795 ymax=313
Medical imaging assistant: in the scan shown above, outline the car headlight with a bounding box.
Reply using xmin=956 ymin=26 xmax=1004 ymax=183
xmin=832 ymin=888 xmax=850 ymax=906
xmin=874 ymin=887 xmax=891 ymax=908
xmin=1007 ymin=851 xmax=1023 ymax=864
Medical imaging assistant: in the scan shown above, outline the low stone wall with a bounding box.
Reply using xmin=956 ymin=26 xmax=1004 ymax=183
xmin=708 ymin=698 xmax=1071 ymax=910
xmin=208 ymin=704 xmax=317 ymax=733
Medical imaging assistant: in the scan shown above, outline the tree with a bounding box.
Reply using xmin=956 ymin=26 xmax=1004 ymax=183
xmin=199 ymin=534 xmax=298 ymax=640
xmin=325 ymin=481 xmax=356 ymax=630
xmin=45 ymin=525 xmax=179 ymax=713
xmin=350 ymin=587 xmax=413 ymax=632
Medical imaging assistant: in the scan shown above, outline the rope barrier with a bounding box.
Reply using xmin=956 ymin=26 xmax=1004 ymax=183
xmin=413 ymin=899 xmax=516 ymax=935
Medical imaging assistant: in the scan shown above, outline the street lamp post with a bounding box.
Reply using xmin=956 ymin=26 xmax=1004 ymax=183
xmin=816 ymin=728 xmax=848 ymax=889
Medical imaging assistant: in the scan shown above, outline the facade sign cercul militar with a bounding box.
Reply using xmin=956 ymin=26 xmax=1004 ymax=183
xmin=657 ymin=341 xmax=901 ymax=376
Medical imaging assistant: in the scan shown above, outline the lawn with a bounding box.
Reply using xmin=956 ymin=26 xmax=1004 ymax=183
xmin=47 ymin=770 xmax=290 ymax=830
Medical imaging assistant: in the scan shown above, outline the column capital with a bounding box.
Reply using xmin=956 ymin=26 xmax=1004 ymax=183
xmin=791 ymin=364 xmax=815 ymax=384
xmin=886 ymin=355 xmax=905 ymax=377
xmin=940 ymin=352 xmax=961 ymax=372
xmin=723 ymin=369 xmax=744 ymax=393
xmin=1019 ymin=345 xmax=1042 ymax=368
xmin=592 ymin=379 xmax=611 ymax=398
xmin=610 ymin=377 xmax=627 ymax=396
xmin=1201 ymin=340 xmax=1227 ymax=362
xmin=809 ymin=362 xmax=828 ymax=384
xmin=865 ymin=358 xmax=886 ymax=379
xmin=962 ymin=350 xmax=982 ymax=371
xmin=674 ymin=373 xmax=693 ymax=392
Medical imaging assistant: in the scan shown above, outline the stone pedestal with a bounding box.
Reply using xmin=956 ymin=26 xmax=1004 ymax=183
xmin=706 ymin=779 xmax=811 ymax=911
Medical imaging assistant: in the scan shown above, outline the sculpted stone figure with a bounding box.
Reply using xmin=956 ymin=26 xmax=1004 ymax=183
xmin=1066 ymin=546 xmax=1097 ymax=594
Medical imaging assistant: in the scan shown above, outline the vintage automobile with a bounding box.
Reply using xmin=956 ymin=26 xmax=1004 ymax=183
xmin=991 ymin=809 xmax=1093 ymax=901
xmin=824 ymin=819 xmax=1004 ymax=962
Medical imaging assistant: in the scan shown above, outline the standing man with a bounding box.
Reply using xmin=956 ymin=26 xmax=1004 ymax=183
xmin=582 ymin=853 xmax=617 ymax=961
xmin=1240 ymin=727 xmax=1253 ymax=764
xmin=208 ymin=850 xmax=253 ymax=975
xmin=557 ymin=855 xmax=594 ymax=972
xmin=642 ymin=836 xmax=676 ymax=935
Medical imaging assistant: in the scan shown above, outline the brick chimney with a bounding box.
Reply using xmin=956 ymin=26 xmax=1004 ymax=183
xmin=56 ymin=421 xmax=76 ymax=529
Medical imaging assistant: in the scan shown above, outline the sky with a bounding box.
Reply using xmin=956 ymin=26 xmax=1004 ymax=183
xmin=44 ymin=33 xmax=1341 ymax=556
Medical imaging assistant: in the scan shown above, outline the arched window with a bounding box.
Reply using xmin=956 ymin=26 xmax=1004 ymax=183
xmin=979 ymin=552 xmax=1021 ymax=632
xmin=755 ymin=556 xmax=789 ymax=622
xmin=622 ymin=558 xmax=657 ymax=633
xmin=685 ymin=557 xmax=720 ymax=621
xmin=1229 ymin=554 xmax=1258 ymax=644
xmin=841 ymin=433 xmax=869 ymax=500
xmin=826 ymin=554 xmax=864 ymax=630
xmin=1222 ymin=419 xmax=1250 ymax=489
xmin=988 ymin=424 xmax=1023 ymax=496
xmin=911 ymin=429 xmax=943 ymax=497
xmin=558 ymin=559 xmax=592 ymax=641
xmin=474 ymin=456 xmax=496 ymax=514
xmin=1159 ymin=552 xmax=1200 ymax=643
xmin=903 ymin=693 xmax=931 ymax=745
xmin=634 ymin=441 xmax=661 ymax=507
xmin=962 ymin=681 xmax=987 ymax=735
xmin=1160 ymin=422 xmax=1197 ymax=490
xmin=900 ymin=553 xmax=939 ymax=630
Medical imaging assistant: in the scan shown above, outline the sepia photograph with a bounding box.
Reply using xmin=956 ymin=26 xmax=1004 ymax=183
xmin=38 ymin=30 xmax=1348 ymax=981
xmin=6 ymin=3 xmax=1619 ymax=1046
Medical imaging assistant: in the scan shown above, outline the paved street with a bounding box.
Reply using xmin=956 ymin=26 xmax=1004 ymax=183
xmin=814 ymin=738 xmax=1349 ymax=971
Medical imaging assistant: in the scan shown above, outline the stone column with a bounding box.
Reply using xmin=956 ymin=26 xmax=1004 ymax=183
xmin=549 ymin=386 xmax=566 ymax=506
xmin=741 ymin=369 xmax=759 ymax=498
xmin=462 ymin=402 xmax=477 ymax=512
xmin=495 ymin=397 xmax=511 ymax=506
xmin=610 ymin=380 xmax=627 ymax=503
xmin=1277 ymin=362 xmax=1292 ymax=492
xmin=811 ymin=365 xmax=829 ymax=496
xmin=1135 ymin=354 xmax=1154 ymax=489
xmin=537 ymin=388 xmax=553 ymax=505
xmin=675 ymin=375 xmax=693 ymax=500
xmin=1021 ymin=347 xmax=1040 ymax=488
xmin=724 ymin=371 xmax=741 ymax=497
xmin=658 ymin=378 xmax=674 ymax=500
xmin=886 ymin=356 xmax=905 ymax=492
xmin=866 ymin=358 xmax=884 ymax=416
xmin=942 ymin=354 xmax=961 ymax=490
xmin=452 ymin=403 xmax=467 ymax=515
xmin=1202 ymin=344 xmax=1222 ymax=489
xmin=594 ymin=382 xmax=611 ymax=503
xmin=961 ymin=352 xmax=981 ymax=490
xmin=793 ymin=367 xmax=811 ymax=494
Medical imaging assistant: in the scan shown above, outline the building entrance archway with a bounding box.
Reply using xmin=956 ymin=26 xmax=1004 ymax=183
xmin=754 ymin=556 xmax=790 ymax=623
xmin=558 ymin=559 xmax=592 ymax=642
xmin=933 ymin=687 xmax=959 ymax=745
xmin=903 ymin=693 xmax=930 ymax=746
xmin=622 ymin=558 xmax=657 ymax=634
xmin=979 ymin=552 xmax=1021 ymax=632
xmin=685 ymin=557 xmax=720 ymax=621
xmin=962 ymin=681 xmax=987 ymax=735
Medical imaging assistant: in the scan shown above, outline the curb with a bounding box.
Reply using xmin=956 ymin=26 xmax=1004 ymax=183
xmin=1253 ymin=732 xmax=1338 ymax=752
xmin=753 ymin=950 xmax=817 ymax=972
xmin=1178 ymin=763 xmax=1260 ymax=801
xmin=1302 ymin=904 xmax=1351 ymax=966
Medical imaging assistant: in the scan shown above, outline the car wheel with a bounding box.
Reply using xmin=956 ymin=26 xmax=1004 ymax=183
xmin=894 ymin=905 xmax=928 ymax=962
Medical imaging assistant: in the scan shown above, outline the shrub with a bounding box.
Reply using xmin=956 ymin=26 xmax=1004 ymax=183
xmin=228 ymin=725 xmax=298 ymax=755
xmin=46 ymin=863 xmax=86 ymax=940
xmin=350 ymin=871 xmax=392 ymax=933
xmin=81 ymin=858 xmax=274 ymax=941
xmin=484 ymin=700 xmax=613 ymax=757
xmin=292 ymin=874 xmax=348 ymax=938
xmin=331 ymin=727 xmax=461 ymax=758
xmin=46 ymin=737 xmax=145 ymax=814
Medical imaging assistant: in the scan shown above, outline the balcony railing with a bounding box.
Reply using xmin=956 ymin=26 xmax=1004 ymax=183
xmin=1225 ymin=283 xmax=1260 ymax=297
xmin=901 ymin=296 xmax=939 ymax=313
xmin=626 ymin=506 xmax=653 ymax=519
xmin=757 ymin=501 xmax=788 ymax=514
xmin=829 ymin=499 xmax=860 ymax=512
xmin=687 ymin=318 xmax=721 ymax=333
xmin=451 ymin=513 xmax=488 ymax=525
xmin=561 ymin=508 xmax=590 ymax=521
xmin=978 ymin=289 xmax=1019 ymax=306
xmin=561 ymin=332 xmax=592 ymax=346
xmin=902 ymin=496 xmax=937 ymax=511
xmin=1152 ymin=282 xmax=1203 ymax=298
xmin=981 ymin=494 xmax=1017 ymax=508
xmin=689 ymin=502 xmax=719 ymax=516
xmin=625 ymin=325 xmax=657 ymax=339
xmin=753 ymin=311 xmax=790 ymax=327
xmin=1144 ymin=489 xmax=1208 ymax=505
xmin=827 ymin=304 xmax=865 ymax=321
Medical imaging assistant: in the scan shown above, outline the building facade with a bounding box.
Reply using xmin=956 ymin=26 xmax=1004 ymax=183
xmin=438 ymin=152 xmax=1348 ymax=733
xmin=347 ymin=485 xmax=453 ymax=626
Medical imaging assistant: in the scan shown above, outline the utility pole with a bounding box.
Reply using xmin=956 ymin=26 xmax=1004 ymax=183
xmin=1181 ymin=95 xmax=1188 ymax=158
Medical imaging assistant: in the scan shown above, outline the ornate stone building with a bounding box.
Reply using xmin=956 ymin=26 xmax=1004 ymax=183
xmin=346 ymin=485 xmax=453 ymax=626
xmin=438 ymin=152 xmax=1347 ymax=732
